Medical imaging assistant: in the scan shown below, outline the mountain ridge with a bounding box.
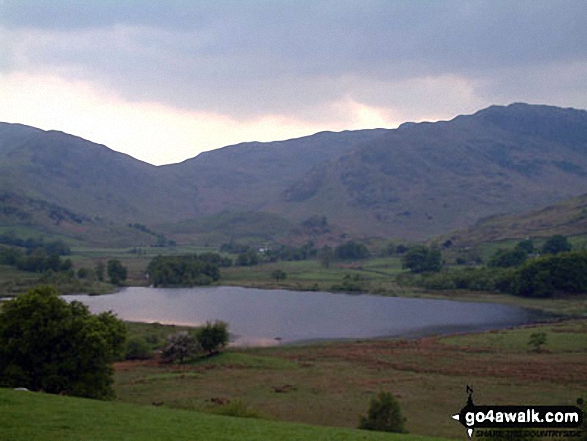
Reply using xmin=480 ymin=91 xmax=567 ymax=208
xmin=2 ymin=103 xmax=587 ymax=245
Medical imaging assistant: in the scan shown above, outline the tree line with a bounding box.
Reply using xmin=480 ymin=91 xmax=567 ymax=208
xmin=403 ymin=235 xmax=585 ymax=298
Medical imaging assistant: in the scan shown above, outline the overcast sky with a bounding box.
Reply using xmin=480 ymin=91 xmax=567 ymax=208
xmin=1 ymin=1 xmax=586 ymax=165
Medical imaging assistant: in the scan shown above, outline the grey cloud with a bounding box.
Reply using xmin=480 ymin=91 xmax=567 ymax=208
xmin=2 ymin=0 xmax=586 ymax=119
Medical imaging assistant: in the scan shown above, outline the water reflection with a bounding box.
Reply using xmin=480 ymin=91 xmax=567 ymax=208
xmin=64 ymin=286 xmax=540 ymax=346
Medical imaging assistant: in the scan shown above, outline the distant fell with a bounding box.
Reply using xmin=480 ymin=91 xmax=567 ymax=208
xmin=2 ymin=103 xmax=587 ymax=244
xmin=441 ymin=192 xmax=587 ymax=246
xmin=272 ymin=103 xmax=587 ymax=239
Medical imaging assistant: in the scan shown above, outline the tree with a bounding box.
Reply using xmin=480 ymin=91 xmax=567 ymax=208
xmin=358 ymin=391 xmax=407 ymax=433
xmin=528 ymin=332 xmax=548 ymax=353
xmin=147 ymin=254 xmax=220 ymax=287
xmin=271 ymin=269 xmax=287 ymax=281
xmin=513 ymin=251 xmax=587 ymax=297
xmin=488 ymin=248 xmax=528 ymax=268
xmin=334 ymin=241 xmax=369 ymax=260
xmin=0 ymin=286 xmax=126 ymax=399
xmin=162 ymin=331 xmax=200 ymax=363
xmin=107 ymin=259 xmax=127 ymax=285
xmin=197 ymin=321 xmax=229 ymax=355
xmin=541 ymin=235 xmax=572 ymax=255
xmin=515 ymin=239 xmax=534 ymax=254
xmin=402 ymin=245 xmax=442 ymax=273
xmin=319 ymin=245 xmax=334 ymax=268
xmin=95 ymin=261 xmax=105 ymax=281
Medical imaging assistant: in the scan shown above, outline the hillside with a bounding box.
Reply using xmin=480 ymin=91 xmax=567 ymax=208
xmin=273 ymin=103 xmax=587 ymax=239
xmin=0 ymin=389 xmax=446 ymax=441
xmin=2 ymin=103 xmax=587 ymax=244
xmin=0 ymin=124 xmax=201 ymax=225
xmin=441 ymin=192 xmax=587 ymax=246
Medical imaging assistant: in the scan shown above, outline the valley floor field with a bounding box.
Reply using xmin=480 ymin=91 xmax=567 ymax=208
xmin=115 ymin=319 xmax=587 ymax=439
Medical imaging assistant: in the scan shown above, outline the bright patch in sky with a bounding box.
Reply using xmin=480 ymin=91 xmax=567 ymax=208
xmin=0 ymin=72 xmax=407 ymax=165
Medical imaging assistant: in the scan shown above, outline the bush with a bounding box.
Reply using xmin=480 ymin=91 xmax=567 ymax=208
xmin=212 ymin=399 xmax=264 ymax=419
xmin=528 ymin=332 xmax=548 ymax=353
xmin=358 ymin=391 xmax=407 ymax=433
xmin=125 ymin=337 xmax=153 ymax=360
xmin=401 ymin=245 xmax=442 ymax=273
xmin=271 ymin=269 xmax=287 ymax=281
xmin=488 ymin=248 xmax=528 ymax=268
xmin=197 ymin=321 xmax=229 ymax=355
xmin=147 ymin=254 xmax=220 ymax=286
xmin=0 ymin=286 xmax=126 ymax=399
xmin=162 ymin=331 xmax=200 ymax=363
xmin=335 ymin=241 xmax=369 ymax=260
xmin=513 ymin=251 xmax=587 ymax=297
xmin=541 ymin=235 xmax=572 ymax=255
xmin=107 ymin=259 xmax=127 ymax=285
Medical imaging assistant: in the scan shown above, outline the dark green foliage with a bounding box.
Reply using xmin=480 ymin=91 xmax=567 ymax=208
xmin=236 ymin=249 xmax=259 ymax=266
xmin=331 ymin=274 xmax=366 ymax=292
xmin=488 ymin=248 xmax=528 ymax=268
xmin=197 ymin=321 xmax=229 ymax=355
xmin=395 ymin=244 xmax=408 ymax=255
xmin=400 ymin=267 xmax=515 ymax=293
xmin=358 ymin=391 xmax=406 ymax=433
xmin=77 ymin=267 xmax=92 ymax=279
xmin=198 ymin=252 xmax=233 ymax=267
xmin=0 ymin=234 xmax=70 ymax=255
xmin=125 ymin=338 xmax=153 ymax=360
xmin=513 ymin=251 xmax=587 ymax=297
xmin=212 ymin=399 xmax=264 ymax=419
xmin=0 ymin=244 xmax=72 ymax=274
xmin=334 ymin=241 xmax=369 ymax=260
xmin=265 ymin=242 xmax=317 ymax=262
xmin=401 ymin=245 xmax=442 ymax=273
xmin=0 ymin=286 xmax=126 ymax=399
xmin=107 ymin=259 xmax=128 ymax=285
xmin=220 ymin=242 xmax=251 ymax=254
xmin=271 ymin=270 xmax=287 ymax=281
xmin=541 ymin=235 xmax=572 ymax=255
xmin=381 ymin=243 xmax=395 ymax=257
xmin=515 ymin=239 xmax=534 ymax=254
xmin=528 ymin=332 xmax=548 ymax=353
xmin=147 ymin=254 xmax=220 ymax=287
xmin=487 ymin=240 xmax=534 ymax=268
xmin=95 ymin=261 xmax=105 ymax=281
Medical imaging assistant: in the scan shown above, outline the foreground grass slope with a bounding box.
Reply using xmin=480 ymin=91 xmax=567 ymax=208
xmin=0 ymin=389 xmax=447 ymax=441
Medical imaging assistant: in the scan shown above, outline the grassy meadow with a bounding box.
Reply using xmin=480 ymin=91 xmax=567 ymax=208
xmin=0 ymin=386 xmax=448 ymax=441
xmin=115 ymin=320 xmax=587 ymax=439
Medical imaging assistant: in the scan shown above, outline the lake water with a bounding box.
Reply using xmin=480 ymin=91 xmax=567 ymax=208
xmin=64 ymin=286 xmax=541 ymax=346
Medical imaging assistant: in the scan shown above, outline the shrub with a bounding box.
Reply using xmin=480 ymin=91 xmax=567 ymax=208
xmin=271 ymin=269 xmax=287 ymax=281
xmin=358 ymin=391 xmax=407 ymax=433
xmin=212 ymin=399 xmax=263 ymax=419
xmin=513 ymin=251 xmax=587 ymax=297
xmin=107 ymin=259 xmax=127 ymax=285
xmin=125 ymin=337 xmax=153 ymax=360
xmin=335 ymin=241 xmax=369 ymax=260
xmin=162 ymin=331 xmax=200 ymax=363
xmin=197 ymin=321 xmax=229 ymax=355
xmin=528 ymin=332 xmax=548 ymax=353
xmin=541 ymin=235 xmax=572 ymax=255
xmin=401 ymin=245 xmax=442 ymax=273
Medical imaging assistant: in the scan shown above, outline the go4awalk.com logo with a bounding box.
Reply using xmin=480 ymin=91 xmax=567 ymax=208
xmin=451 ymin=386 xmax=583 ymax=439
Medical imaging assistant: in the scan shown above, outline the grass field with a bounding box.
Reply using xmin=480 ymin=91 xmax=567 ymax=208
xmin=0 ymin=388 xmax=448 ymax=441
xmin=115 ymin=320 xmax=587 ymax=439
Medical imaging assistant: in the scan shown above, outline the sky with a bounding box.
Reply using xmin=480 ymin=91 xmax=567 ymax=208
xmin=1 ymin=1 xmax=586 ymax=166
